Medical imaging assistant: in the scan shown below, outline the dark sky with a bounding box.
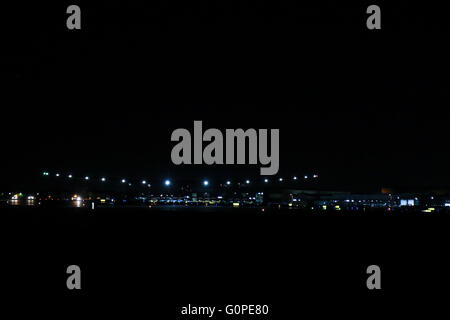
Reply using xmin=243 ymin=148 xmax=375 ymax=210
xmin=2 ymin=1 xmax=450 ymax=190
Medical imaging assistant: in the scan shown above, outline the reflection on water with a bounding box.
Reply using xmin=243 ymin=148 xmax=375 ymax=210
xmin=9 ymin=199 xmax=36 ymax=206
xmin=7 ymin=199 xmax=86 ymax=208
xmin=73 ymin=200 xmax=83 ymax=208
xmin=9 ymin=200 xmax=20 ymax=206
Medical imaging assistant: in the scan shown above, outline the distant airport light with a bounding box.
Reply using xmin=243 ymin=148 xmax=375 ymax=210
xmin=226 ymin=181 xmax=231 ymax=185
xmin=304 ymin=175 xmax=308 ymax=179
xmin=85 ymin=176 xmax=89 ymax=180
xmin=43 ymin=171 xmax=49 ymax=176
xmin=264 ymin=178 xmax=269 ymax=183
xmin=128 ymin=183 xmax=132 ymax=186
xmin=121 ymin=179 xmax=126 ymax=183
xmin=279 ymin=178 xmax=283 ymax=182
xmin=245 ymin=180 xmax=250 ymax=184
xmin=68 ymin=174 xmax=73 ymax=178
xmin=101 ymin=177 xmax=106 ymax=182
xmin=147 ymin=184 xmax=151 ymax=187
xmin=56 ymin=173 xmax=60 ymax=177
xmin=203 ymin=180 xmax=209 ymax=186
xmin=293 ymin=176 xmax=297 ymax=180
xmin=164 ymin=179 xmax=171 ymax=186
xmin=313 ymin=174 xmax=319 ymax=178
xmin=142 ymin=180 xmax=146 ymax=184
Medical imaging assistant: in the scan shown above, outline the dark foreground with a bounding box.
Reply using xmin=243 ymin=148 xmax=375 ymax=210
xmin=1 ymin=205 xmax=448 ymax=317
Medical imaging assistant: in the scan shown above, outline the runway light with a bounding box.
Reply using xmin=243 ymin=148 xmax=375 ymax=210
xmin=264 ymin=178 xmax=269 ymax=183
xmin=279 ymin=178 xmax=283 ymax=182
xmin=293 ymin=176 xmax=297 ymax=180
xmin=101 ymin=177 xmax=106 ymax=182
xmin=313 ymin=174 xmax=319 ymax=178
xmin=304 ymin=175 xmax=308 ymax=179
xmin=43 ymin=172 xmax=49 ymax=176
xmin=203 ymin=180 xmax=209 ymax=186
xmin=121 ymin=179 xmax=126 ymax=183
xmin=164 ymin=179 xmax=171 ymax=186
xmin=245 ymin=180 xmax=250 ymax=184
xmin=142 ymin=180 xmax=146 ymax=184
xmin=85 ymin=176 xmax=89 ymax=180
xmin=147 ymin=184 xmax=151 ymax=187
xmin=68 ymin=174 xmax=73 ymax=178
xmin=226 ymin=181 xmax=231 ymax=185
xmin=56 ymin=173 xmax=60 ymax=177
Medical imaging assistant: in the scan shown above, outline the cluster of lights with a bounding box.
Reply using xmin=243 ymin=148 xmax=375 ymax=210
xmin=42 ymin=171 xmax=319 ymax=187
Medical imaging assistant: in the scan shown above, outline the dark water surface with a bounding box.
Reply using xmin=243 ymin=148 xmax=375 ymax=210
xmin=1 ymin=205 xmax=448 ymax=317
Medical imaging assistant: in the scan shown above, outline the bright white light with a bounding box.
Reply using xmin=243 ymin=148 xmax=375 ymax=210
xmin=226 ymin=181 xmax=231 ymax=185
xmin=293 ymin=176 xmax=297 ymax=180
xmin=264 ymin=178 xmax=269 ymax=183
xmin=101 ymin=177 xmax=106 ymax=182
xmin=85 ymin=176 xmax=89 ymax=180
xmin=142 ymin=180 xmax=146 ymax=184
xmin=68 ymin=174 xmax=73 ymax=178
xmin=304 ymin=175 xmax=308 ymax=179
xmin=56 ymin=173 xmax=60 ymax=177
xmin=279 ymin=178 xmax=283 ymax=182
xmin=313 ymin=174 xmax=319 ymax=178
xmin=121 ymin=179 xmax=126 ymax=183
xmin=245 ymin=180 xmax=250 ymax=184
xmin=147 ymin=184 xmax=151 ymax=187
xmin=203 ymin=180 xmax=209 ymax=186
xmin=164 ymin=179 xmax=171 ymax=186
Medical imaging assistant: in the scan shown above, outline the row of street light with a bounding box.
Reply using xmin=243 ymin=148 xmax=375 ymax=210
xmin=42 ymin=171 xmax=318 ymax=187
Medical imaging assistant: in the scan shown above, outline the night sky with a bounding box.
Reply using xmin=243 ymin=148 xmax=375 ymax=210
xmin=2 ymin=1 xmax=450 ymax=190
